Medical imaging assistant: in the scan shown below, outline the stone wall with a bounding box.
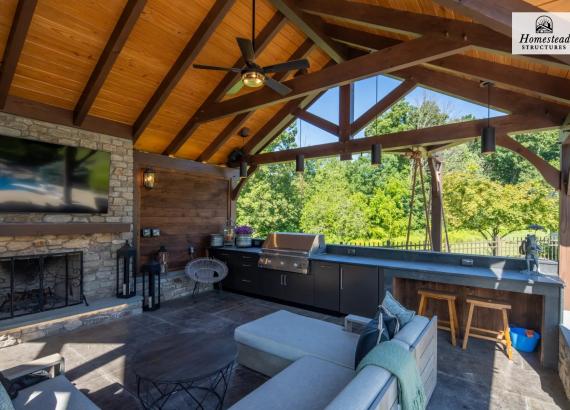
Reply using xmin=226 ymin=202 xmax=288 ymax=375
xmin=560 ymin=326 xmax=570 ymax=400
xmin=0 ymin=112 xmax=133 ymax=300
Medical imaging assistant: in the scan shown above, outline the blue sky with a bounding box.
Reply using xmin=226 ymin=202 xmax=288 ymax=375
xmin=295 ymin=74 xmax=504 ymax=147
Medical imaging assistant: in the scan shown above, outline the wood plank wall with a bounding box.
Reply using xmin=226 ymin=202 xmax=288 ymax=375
xmin=393 ymin=278 xmax=543 ymax=334
xmin=134 ymin=151 xmax=237 ymax=271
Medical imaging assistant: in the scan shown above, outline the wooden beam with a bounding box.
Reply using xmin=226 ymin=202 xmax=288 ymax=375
xmin=250 ymin=114 xmax=557 ymax=164
xmin=162 ymin=13 xmax=286 ymax=156
xmin=231 ymin=164 xmax=258 ymax=200
xmin=195 ymin=35 xmax=470 ymax=123
xmin=269 ymin=0 xmax=349 ymax=63
xmin=134 ymin=150 xmax=237 ymax=179
xmin=295 ymin=108 xmax=339 ymax=136
xmin=132 ymin=0 xmax=234 ymax=141
xmin=2 ymin=95 xmax=132 ymax=139
xmin=428 ymin=55 xmax=570 ymax=105
xmin=351 ymin=79 xmax=416 ymax=135
xmin=428 ymin=156 xmax=443 ymax=252
xmin=298 ymin=0 xmax=566 ymax=69
xmin=0 ymin=0 xmax=37 ymax=109
xmin=339 ymin=83 xmax=352 ymax=159
xmin=324 ymin=23 xmax=400 ymax=52
xmin=495 ymin=134 xmax=560 ymax=189
xmin=73 ymin=0 xmax=146 ymax=126
xmin=196 ymin=39 xmax=315 ymax=163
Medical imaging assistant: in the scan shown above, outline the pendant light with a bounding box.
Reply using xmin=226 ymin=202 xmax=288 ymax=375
xmin=296 ymin=118 xmax=304 ymax=173
xmin=481 ymin=81 xmax=496 ymax=155
xmin=371 ymin=143 xmax=382 ymax=166
xmin=239 ymin=127 xmax=250 ymax=179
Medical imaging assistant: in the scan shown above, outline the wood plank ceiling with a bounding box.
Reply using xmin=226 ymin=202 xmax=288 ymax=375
xmin=0 ymin=0 xmax=568 ymax=165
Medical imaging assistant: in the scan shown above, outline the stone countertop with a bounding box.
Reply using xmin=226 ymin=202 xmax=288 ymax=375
xmin=212 ymin=246 xmax=564 ymax=288
xmin=310 ymin=253 xmax=564 ymax=288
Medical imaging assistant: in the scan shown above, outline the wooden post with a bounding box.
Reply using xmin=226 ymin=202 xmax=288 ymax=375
xmin=339 ymin=83 xmax=353 ymax=160
xmin=428 ymin=156 xmax=443 ymax=252
xmin=560 ymin=135 xmax=570 ymax=309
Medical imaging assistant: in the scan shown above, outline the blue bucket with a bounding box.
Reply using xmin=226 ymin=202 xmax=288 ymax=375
xmin=509 ymin=327 xmax=541 ymax=353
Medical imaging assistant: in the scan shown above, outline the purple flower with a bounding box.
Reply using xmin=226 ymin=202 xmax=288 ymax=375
xmin=235 ymin=225 xmax=254 ymax=235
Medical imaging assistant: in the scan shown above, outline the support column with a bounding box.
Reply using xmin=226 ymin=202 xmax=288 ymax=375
xmin=428 ymin=156 xmax=443 ymax=252
xmin=339 ymin=83 xmax=353 ymax=160
xmin=560 ymin=137 xmax=570 ymax=309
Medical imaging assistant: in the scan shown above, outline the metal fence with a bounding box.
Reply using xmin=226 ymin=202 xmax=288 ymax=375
xmin=343 ymin=236 xmax=560 ymax=261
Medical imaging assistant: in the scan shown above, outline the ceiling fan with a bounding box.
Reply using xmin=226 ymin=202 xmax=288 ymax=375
xmin=192 ymin=0 xmax=309 ymax=96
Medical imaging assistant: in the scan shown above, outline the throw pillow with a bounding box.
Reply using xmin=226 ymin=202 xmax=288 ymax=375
xmin=354 ymin=316 xmax=389 ymax=369
xmin=381 ymin=291 xmax=415 ymax=328
xmin=381 ymin=307 xmax=400 ymax=338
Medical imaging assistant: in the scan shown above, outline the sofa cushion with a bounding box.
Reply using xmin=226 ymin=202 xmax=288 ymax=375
xmin=392 ymin=316 xmax=430 ymax=347
xmin=381 ymin=291 xmax=415 ymax=328
xmin=0 ymin=382 xmax=14 ymax=410
xmin=229 ymin=355 xmax=354 ymax=410
xmin=234 ymin=310 xmax=359 ymax=369
xmin=325 ymin=365 xmax=396 ymax=410
xmin=11 ymin=375 xmax=99 ymax=410
xmin=354 ymin=315 xmax=389 ymax=369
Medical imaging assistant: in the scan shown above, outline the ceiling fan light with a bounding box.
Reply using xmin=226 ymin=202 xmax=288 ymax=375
xmin=242 ymin=71 xmax=265 ymax=88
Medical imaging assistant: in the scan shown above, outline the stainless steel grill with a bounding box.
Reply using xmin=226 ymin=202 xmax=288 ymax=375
xmin=258 ymin=233 xmax=325 ymax=274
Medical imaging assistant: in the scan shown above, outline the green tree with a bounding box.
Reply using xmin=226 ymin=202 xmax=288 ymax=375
xmin=366 ymin=176 xmax=410 ymax=240
xmin=443 ymin=172 xmax=558 ymax=241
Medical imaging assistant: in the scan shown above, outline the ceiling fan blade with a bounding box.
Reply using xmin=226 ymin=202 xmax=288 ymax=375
xmin=262 ymin=59 xmax=310 ymax=74
xmin=237 ymin=37 xmax=255 ymax=65
xmin=193 ymin=64 xmax=241 ymax=72
xmin=227 ymin=80 xmax=245 ymax=95
xmin=264 ymin=77 xmax=292 ymax=96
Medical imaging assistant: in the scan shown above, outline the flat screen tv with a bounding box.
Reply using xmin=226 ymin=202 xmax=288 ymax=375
xmin=0 ymin=135 xmax=111 ymax=213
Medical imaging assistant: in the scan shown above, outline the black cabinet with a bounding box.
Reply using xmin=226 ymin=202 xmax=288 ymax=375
xmin=312 ymin=261 xmax=340 ymax=311
xmin=210 ymin=250 xmax=262 ymax=294
xmin=340 ymin=264 xmax=379 ymax=317
xmin=261 ymin=270 xmax=314 ymax=306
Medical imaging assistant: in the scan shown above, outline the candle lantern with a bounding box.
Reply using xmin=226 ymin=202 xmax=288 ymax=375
xmin=141 ymin=261 xmax=161 ymax=311
xmin=116 ymin=241 xmax=136 ymax=299
xmin=157 ymin=245 xmax=168 ymax=275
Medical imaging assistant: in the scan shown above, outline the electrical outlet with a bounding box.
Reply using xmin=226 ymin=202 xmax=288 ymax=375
xmin=461 ymin=258 xmax=474 ymax=266
xmin=347 ymin=248 xmax=356 ymax=256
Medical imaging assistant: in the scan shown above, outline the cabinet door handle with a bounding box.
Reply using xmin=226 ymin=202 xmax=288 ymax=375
xmin=242 ymin=264 xmax=252 ymax=267
xmin=284 ymin=274 xmax=287 ymax=286
xmin=241 ymin=279 xmax=252 ymax=283
xmin=340 ymin=268 xmax=343 ymax=291
xmin=280 ymin=274 xmax=283 ymax=286
xmin=242 ymin=256 xmax=254 ymax=260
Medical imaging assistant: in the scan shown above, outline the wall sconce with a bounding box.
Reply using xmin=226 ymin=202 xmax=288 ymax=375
xmin=143 ymin=168 xmax=155 ymax=189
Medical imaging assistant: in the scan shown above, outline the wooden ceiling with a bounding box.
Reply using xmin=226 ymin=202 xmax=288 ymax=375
xmin=0 ymin=0 xmax=569 ymax=166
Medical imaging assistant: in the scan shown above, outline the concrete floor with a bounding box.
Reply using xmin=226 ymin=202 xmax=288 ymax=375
xmin=0 ymin=291 xmax=568 ymax=410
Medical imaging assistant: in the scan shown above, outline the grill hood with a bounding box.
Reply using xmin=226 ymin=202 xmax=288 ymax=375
xmin=258 ymin=233 xmax=325 ymax=274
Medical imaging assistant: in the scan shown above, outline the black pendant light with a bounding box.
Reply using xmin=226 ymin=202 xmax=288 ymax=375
xmin=296 ymin=119 xmax=305 ymax=173
xmin=371 ymin=143 xmax=382 ymax=166
xmin=240 ymin=159 xmax=248 ymax=179
xmin=481 ymin=81 xmax=495 ymax=155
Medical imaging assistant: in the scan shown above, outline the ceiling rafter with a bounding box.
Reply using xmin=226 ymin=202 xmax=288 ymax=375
xmin=250 ymin=113 xmax=557 ymax=165
xmin=194 ymin=35 xmax=470 ymax=123
xmin=196 ymin=38 xmax=315 ymax=163
xmin=162 ymin=12 xmax=286 ymax=156
xmin=269 ymin=0 xmax=349 ymax=63
xmin=431 ymin=0 xmax=570 ymax=66
xmin=0 ymin=0 xmax=38 ymax=109
xmin=351 ymin=79 xmax=416 ymax=136
xmin=297 ymin=0 xmax=566 ymax=70
xmin=73 ymin=0 xmax=146 ymax=126
xmin=294 ymin=107 xmax=339 ymax=136
xmin=132 ymin=0 xmax=235 ymax=142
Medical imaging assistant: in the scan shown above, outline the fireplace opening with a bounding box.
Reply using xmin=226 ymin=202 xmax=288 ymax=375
xmin=0 ymin=251 xmax=85 ymax=320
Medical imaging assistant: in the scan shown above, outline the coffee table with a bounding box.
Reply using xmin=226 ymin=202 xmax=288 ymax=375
xmin=133 ymin=332 xmax=237 ymax=409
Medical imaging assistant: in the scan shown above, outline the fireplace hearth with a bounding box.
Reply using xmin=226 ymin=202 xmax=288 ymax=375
xmin=0 ymin=251 xmax=85 ymax=320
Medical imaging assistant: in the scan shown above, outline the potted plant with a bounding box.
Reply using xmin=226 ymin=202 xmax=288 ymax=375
xmin=235 ymin=225 xmax=254 ymax=248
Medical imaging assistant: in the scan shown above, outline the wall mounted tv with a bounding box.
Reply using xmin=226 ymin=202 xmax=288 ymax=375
xmin=0 ymin=135 xmax=111 ymax=213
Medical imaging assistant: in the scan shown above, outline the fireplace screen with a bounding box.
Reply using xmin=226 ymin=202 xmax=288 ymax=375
xmin=0 ymin=251 xmax=84 ymax=320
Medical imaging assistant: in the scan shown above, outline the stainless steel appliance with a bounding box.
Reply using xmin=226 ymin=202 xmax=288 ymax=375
xmin=258 ymin=233 xmax=325 ymax=274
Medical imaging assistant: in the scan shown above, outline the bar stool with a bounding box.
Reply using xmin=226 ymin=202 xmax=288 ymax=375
xmin=462 ymin=297 xmax=513 ymax=360
xmin=418 ymin=289 xmax=459 ymax=346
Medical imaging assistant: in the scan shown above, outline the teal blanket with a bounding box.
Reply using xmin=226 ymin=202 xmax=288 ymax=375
xmin=357 ymin=340 xmax=426 ymax=410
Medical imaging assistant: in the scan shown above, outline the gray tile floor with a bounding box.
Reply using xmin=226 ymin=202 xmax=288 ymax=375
xmin=0 ymin=291 xmax=568 ymax=410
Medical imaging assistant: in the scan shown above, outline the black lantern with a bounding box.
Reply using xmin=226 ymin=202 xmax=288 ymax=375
xmin=480 ymin=81 xmax=496 ymax=155
xmin=143 ymin=168 xmax=156 ymax=189
xmin=371 ymin=143 xmax=382 ymax=166
xmin=240 ymin=160 xmax=248 ymax=179
xmin=158 ymin=245 xmax=168 ymax=275
xmin=116 ymin=241 xmax=136 ymax=299
xmin=141 ymin=261 xmax=161 ymax=311
xmin=296 ymin=154 xmax=305 ymax=173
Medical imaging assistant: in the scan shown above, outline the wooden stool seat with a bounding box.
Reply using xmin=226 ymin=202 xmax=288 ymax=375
xmin=418 ymin=289 xmax=459 ymax=346
xmin=462 ymin=297 xmax=513 ymax=360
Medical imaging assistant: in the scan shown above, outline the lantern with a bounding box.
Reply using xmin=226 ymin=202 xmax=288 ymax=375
xmin=143 ymin=168 xmax=155 ymax=189
xmin=116 ymin=241 xmax=136 ymax=299
xmin=157 ymin=245 xmax=168 ymax=275
xmin=141 ymin=261 xmax=161 ymax=311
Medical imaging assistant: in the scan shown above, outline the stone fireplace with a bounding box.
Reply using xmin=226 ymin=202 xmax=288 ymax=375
xmin=0 ymin=112 xmax=134 ymax=307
